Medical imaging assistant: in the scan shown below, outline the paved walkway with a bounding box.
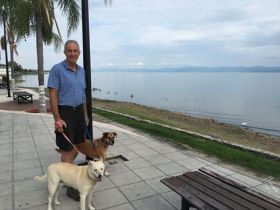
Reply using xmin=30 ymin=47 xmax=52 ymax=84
xmin=0 ymin=88 xmax=279 ymax=210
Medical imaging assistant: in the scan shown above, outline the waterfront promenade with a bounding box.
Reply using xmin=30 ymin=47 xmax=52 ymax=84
xmin=0 ymin=88 xmax=279 ymax=210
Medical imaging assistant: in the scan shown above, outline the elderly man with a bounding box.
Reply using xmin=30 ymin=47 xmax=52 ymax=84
xmin=48 ymin=40 xmax=88 ymax=163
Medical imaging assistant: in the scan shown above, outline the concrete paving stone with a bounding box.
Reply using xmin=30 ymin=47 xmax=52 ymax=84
xmin=13 ymin=145 xmax=36 ymax=154
xmin=132 ymin=194 xmax=176 ymax=210
xmin=144 ymin=154 xmax=173 ymax=166
xmin=14 ymin=167 xmax=42 ymax=181
xmin=14 ymin=151 xmax=39 ymax=162
xmin=229 ymin=172 xmax=263 ymax=187
xmin=134 ymin=166 xmax=165 ymax=180
xmin=127 ymin=142 xmax=149 ymax=151
xmin=105 ymin=203 xmax=135 ymax=210
xmin=152 ymin=145 xmax=177 ymax=154
xmin=118 ymin=137 xmax=139 ymax=146
xmin=161 ymin=191 xmax=181 ymax=210
xmin=254 ymin=183 xmax=280 ymax=201
xmin=37 ymin=148 xmax=58 ymax=158
xmin=106 ymin=161 xmax=131 ymax=175
xmin=110 ymin=145 xmax=130 ymax=156
xmin=0 ymin=182 xmax=12 ymax=197
xmin=124 ymin=158 xmax=151 ymax=170
xmin=14 ymin=188 xmax=48 ymax=209
xmin=164 ymin=151 xmax=190 ymax=161
xmin=14 ymin=178 xmax=46 ymax=194
xmin=14 ymin=159 xmax=41 ymax=171
xmin=136 ymin=136 xmax=154 ymax=143
xmin=0 ymin=149 xmax=11 ymax=157
xmin=134 ymin=148 xmax=159 ymax=158
xmin=92 ymin=188 xmax=128 ymax=209
xmin=119 ymin=181 xmax=157 ymax=201
xmin=156 ymin=162 xmax=186 ymax=175
xmin=145 ymin=176 xmax=172 ymax=193
xmin=143 ymin=140 xmax=166 ymax=148
xmin=0 ymin=195 xmax=12 ymax=210
xmin=0 ymin=171 xmax=12 ymax=183
xmin=94 ymin=176 xmax=116 ymax=192
xmin=120 ymin=151 xmax=140 ymax=160
xmin=206 ymin=165 xmax=235 ymax=176
xmin=0 ymin=162 xmax=12 ymax=172
xmin=177 ymin=157 xmax=207 ymax=170
xmin=109 ymin=170 xmax=141 ymax=186
xmin=0 ymin=142 xmax=11 ymax=150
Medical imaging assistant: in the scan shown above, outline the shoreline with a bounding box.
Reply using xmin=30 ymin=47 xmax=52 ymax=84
xmin=2 ymin=87 xmax=279 ymax=155
xmin=92 ymin=97 xmax=280 ymax=155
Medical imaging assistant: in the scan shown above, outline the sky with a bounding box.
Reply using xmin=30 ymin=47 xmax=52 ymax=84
xmin=1 ymin=0 xmax=280 ymax=70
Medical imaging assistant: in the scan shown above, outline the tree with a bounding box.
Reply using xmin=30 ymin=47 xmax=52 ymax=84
xmin=0 ymin=1 xmax=19 ymax=81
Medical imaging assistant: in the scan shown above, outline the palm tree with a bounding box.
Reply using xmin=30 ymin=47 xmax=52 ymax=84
xmin=0 ymin=1 xmax=19 ymax=85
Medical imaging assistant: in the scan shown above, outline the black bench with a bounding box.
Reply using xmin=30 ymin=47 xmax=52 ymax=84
xmin=13 ymin=91 xmax=33 ymax=104
xmin=161 ymin=168 xmax=280 ymax=210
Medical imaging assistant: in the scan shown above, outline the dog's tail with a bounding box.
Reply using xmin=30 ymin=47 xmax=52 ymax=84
xmin=34 ymin=174 xmax=47 ymax=182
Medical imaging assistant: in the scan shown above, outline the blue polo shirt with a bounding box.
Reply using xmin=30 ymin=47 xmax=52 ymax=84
xmin=48 ymin=60 xmax=86 ymax=107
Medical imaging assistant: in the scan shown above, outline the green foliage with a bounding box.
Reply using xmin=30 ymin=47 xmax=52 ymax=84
xmin=93 ymin=107 xmax=280 ymax=178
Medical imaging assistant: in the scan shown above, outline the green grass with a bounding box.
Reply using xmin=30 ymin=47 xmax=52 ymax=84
xmin=93 ymin=107 xmax=280 ymax=178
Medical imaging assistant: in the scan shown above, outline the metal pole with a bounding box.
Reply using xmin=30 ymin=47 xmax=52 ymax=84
xmin=81 ymin=0 xmax=93 ymax=140
xmin=2 ymin=7 xmax=11 ymax=97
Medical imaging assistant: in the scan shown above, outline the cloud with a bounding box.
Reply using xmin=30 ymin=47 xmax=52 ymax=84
xmin=1 ymin=0 xmax=280 ymax=69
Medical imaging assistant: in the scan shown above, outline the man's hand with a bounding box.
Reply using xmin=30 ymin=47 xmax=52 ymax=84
xmin=55 ymin=119 xmax=67 ymax=133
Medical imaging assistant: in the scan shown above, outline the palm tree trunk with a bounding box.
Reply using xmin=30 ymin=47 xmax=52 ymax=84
xmin=9 ymin=45 xmax=15 ymax=92
xmin=35 ymin=10 xmax=47 ymax=113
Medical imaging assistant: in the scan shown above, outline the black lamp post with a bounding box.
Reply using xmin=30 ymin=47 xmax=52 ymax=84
xmin=81 ymin=0 xmax=93 ymax=139
xmin=2 ymin=6 xmax=11 ymax=97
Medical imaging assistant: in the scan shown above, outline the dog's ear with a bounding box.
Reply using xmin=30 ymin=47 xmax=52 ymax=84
xmin=103 ymin=132 xmax=109 ymax=138
xmin=113 ymin=132 xmax=117 ymax=138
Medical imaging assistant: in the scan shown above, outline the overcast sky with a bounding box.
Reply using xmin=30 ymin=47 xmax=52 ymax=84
xmin=1 ymin=0 xmax=280 ymax=70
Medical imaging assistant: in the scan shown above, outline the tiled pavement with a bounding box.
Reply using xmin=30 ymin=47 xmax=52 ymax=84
xmin=0 ymin=109 xmax=280 ymax=209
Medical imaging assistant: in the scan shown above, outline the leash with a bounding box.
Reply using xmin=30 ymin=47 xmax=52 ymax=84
xmin=85 ymin=127 xmax=96 ymax=147
xmin=61 ymin=132 xmax=82 ymax=154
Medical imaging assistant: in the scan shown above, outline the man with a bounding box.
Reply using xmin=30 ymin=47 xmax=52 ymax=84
xmin=48 ymin=40 xmax=88 ymax=163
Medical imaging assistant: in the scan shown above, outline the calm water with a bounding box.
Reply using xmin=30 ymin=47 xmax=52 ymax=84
xmin=16 ymin=71 xmax=280 ymax=136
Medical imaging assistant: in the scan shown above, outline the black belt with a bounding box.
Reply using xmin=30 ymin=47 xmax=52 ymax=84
xmin=58 ymin=104 xmax=83 ymax=111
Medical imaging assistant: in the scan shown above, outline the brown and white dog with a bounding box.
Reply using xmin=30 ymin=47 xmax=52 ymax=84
xmin=56 ymin=132 xmax=117 ymax=176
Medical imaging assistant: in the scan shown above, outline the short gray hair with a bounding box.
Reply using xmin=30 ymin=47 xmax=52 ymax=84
xmin=64 ymin=40 xmax=80 ymax=52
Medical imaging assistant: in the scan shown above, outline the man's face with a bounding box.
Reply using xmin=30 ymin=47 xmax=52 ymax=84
xmin=64 ymin=42 xmax=80 ymax=65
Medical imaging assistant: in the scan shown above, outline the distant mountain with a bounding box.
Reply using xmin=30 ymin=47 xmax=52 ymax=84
xmin=93 ymin=66 xmax=280 ymax=73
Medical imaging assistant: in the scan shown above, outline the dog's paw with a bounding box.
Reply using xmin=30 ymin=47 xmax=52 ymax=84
xmin=89 ymin=206 xmax=96 ymax=210
xmin=104 ymin=171 xmax=110 ymax=177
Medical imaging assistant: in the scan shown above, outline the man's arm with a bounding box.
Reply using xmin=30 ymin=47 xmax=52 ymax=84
xmin=49 ymin=88 xmax=60 ymax=121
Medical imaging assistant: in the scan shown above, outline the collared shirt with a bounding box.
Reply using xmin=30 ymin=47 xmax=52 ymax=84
xmin=47 ymin=60 xmax=86 ymax=107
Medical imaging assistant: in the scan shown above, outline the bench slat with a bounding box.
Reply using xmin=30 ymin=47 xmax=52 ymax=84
xmin=199 ymin=168 xmax=280 ymax=209
xmin=178 ymin=174 xmax=248 ymax=210
xmin=161 ymin=176 xmax=230 ymax=210
xmin=186 ymin=172 xmax=264 ymax=210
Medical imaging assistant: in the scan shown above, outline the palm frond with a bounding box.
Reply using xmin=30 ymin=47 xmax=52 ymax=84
xmin=57 ymin=0 xmax=80 ymax=37
xmin=51 ymin=32 xmax=63 ymax=52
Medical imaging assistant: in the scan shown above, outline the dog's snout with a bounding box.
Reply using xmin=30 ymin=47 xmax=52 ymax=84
xmin=98 ymin=174 xmax=102 ymax=179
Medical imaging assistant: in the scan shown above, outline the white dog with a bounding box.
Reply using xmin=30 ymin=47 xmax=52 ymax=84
xmin=34 ymin=160 xmax=105 ymax=210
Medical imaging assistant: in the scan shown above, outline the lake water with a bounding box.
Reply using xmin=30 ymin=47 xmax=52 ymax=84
xmin=16 ymin=71 xmax=280 ymax=136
